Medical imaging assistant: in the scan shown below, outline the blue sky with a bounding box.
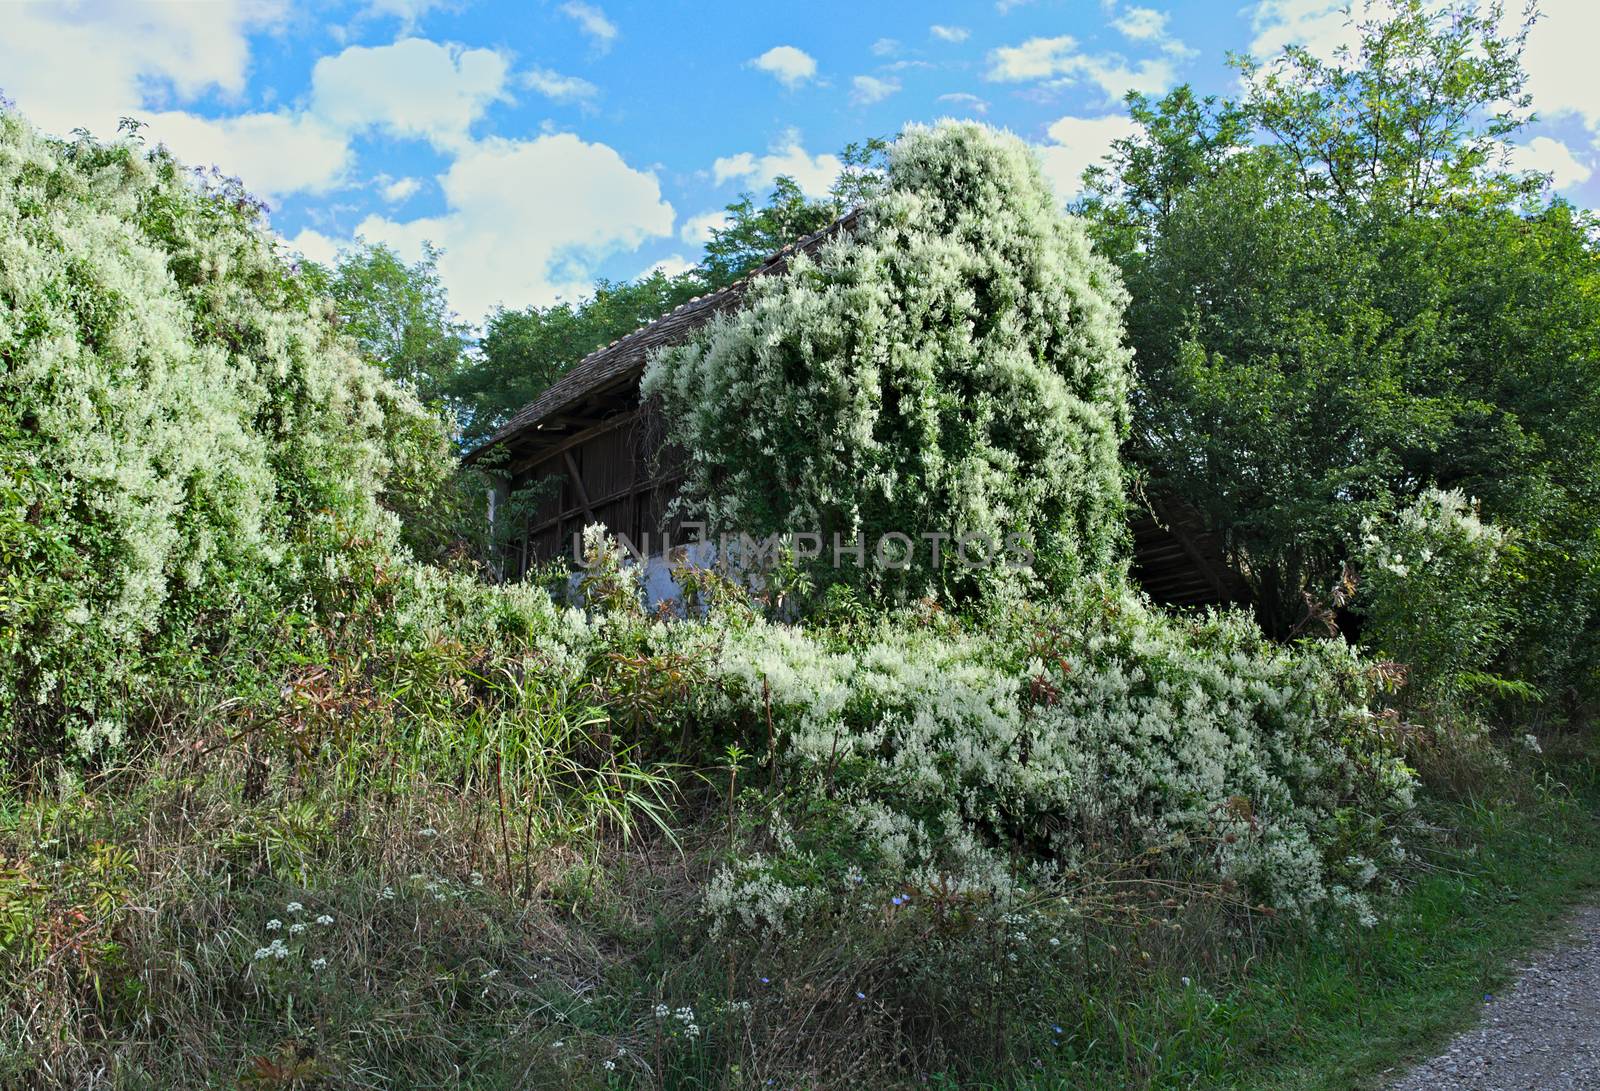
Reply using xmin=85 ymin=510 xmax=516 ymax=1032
xmin=4 ymin=1 xmax=1598 ymax=322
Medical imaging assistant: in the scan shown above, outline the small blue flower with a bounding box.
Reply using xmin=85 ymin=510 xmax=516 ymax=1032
xmin=856 ymin=991 xmax=866 ymax=1000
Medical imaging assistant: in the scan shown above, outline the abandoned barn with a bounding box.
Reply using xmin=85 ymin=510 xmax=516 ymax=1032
xmin=465 ymin=216 xmax=1244 ymax=609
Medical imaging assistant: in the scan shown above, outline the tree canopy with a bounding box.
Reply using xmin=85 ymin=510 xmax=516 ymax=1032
xmin=1079 ymin=0 xmax=1600 ymax=702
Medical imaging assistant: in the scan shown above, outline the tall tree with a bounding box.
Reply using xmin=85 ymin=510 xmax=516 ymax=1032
xmin=1080 ymin=0 xmax=1600 ymax=706
xmin=303 ymin=241 xmax=470 ymax=408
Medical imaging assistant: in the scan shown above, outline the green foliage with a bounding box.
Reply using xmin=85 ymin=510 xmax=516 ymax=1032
xmin=1080 ymin=0 xmax=1600 ymax=705
xmin=1237 ymin=0 xmax=1536 ymax=213
xmin=0 ymin=109 xmax=450 ymax=761
xmin=699 ymin=139 xmax=888 ymax=287
xmin=645 ymin=122 xmax=1134 ymax=601
xmin=301 ymin=240 xmax=471 ymax=408
xmin=459 ymin=269 xmax=706 ymax=444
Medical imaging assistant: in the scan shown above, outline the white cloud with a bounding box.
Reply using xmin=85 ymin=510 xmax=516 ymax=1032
xmin=1034 ymin=113 xmax=1139 ymax=202
xmin=143 ymin=110 xmax=351 ymax=201
xmin=1523 ymin=0 xmax=1600 ymax=132
xmin=988 ymin=36 xmax=1081 ymax=81
xmin=679 ymin=209 xmax=730 ymax=244
xmin=284 ymin=227 xmax=346 ymax=266
xmin=986 ymin=35 xmax=1177 ymax=97
xmin=310 ymin=38 xmax=508 ymax=150
xmin=711 ymin=132 xmax=843 ymax=199
xmin=1113 ymin=7 xmax=1169 ymax=42
xmin=1248 ymin=0 xmax=1360 ymax=63
xmin=996 ymin=0 xmax=1035 ymax=12
xmin=931 ymin=25 xmax=971 ymax=43
xmin=357 ymin=133 xmax=673 ymax=316
xmin=560 ymin=2 xmax=618 ymax=51
xmin=0 ymin=0 xmax=286 ymax=138
xmin=749 ymin=46 xmax=818 ymax=90
xmin=1517 ymin=135 xmax=1594 ymax=190
xmin=638 ymin=254 xmax=696 ymax=279
xmin=359 ymin=0 xmax=449 ymax=29
xmin=522 ymin=66 xmax=599 ymax=102
xmin=937 ymin=92 xmax=990 ymax=115
xmin=851 ymin=75 xmax=902 ymax=106
xmin=381 ymin=176 xmax=423 ymax=203
xmin=872 ymin=38 xmax=901 ymax=57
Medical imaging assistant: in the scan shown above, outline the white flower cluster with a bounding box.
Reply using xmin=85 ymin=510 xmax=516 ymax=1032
xmin=643 ymin=120 xmax=1133 ymax=601
xmin=673 ymin=581 xmax=1416 ymax=925
xmin=0 ymin=108 xmax=446 ymax=758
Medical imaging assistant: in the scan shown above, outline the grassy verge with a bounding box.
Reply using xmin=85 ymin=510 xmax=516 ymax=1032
xmin=966 ymin=732 xmax=1600 ymax=1089
xmin=2 ymin=730 xmax=1595 ymax=1089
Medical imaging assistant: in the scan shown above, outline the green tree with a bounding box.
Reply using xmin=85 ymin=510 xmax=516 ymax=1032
xmin=700 ymin=138 xmax=889 ymax=286
xmin=457 ymin=268 xmax=706 ymax=444
xmin=1237 ymin=0 xmax=1534 ymax=213
xmin=1080 ymin=0 xmax=1600 ymax=701
xmin=302 ymin=241 xmax=470 ymax=407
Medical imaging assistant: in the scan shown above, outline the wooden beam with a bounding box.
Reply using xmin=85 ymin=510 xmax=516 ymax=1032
xmin=524 ymin=473 xmax=681 ymax=541
xmin=506 ymin=411 xmax=639 ymax=477
xmin=562 ymin=449 xmax=598 ymax=524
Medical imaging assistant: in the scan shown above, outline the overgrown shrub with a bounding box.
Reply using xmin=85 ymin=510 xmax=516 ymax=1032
xmin=643 ymin=121 xmax=1134 ymax=602
xmin=1354 ymin=488 xmax=1515 ymax=718
xmin=0 ymin=111 xmax=451 ymax=761
xmin=601 ymin=579 xmax=1417 ymax=924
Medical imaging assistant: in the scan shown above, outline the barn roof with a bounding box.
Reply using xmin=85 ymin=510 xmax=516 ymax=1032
xmin=465 ymin=209 xmax=859 ymax=464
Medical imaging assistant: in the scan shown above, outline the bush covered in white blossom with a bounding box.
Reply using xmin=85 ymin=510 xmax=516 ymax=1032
xmin=0 ymin=110 xmax=449 ymax=759
xmin=678 ymin=582 xmax=1415 ymax=929
xmin=643 ymin=121 xmax=1134 ymax=601
xmin=1355 ymin=488 xmax=1513 ymax=714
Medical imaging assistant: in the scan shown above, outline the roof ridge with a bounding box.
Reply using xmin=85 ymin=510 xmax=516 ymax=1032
xmin=465 ymin=207 xmax=860 ymax=461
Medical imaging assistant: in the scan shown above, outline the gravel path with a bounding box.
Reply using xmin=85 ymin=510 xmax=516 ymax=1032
xmin=1388 ymin=905 xmax=1600 ymax=1090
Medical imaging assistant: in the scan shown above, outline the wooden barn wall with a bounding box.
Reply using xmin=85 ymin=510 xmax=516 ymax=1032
xmin=508 ymin=411 xmax=685 ymax=579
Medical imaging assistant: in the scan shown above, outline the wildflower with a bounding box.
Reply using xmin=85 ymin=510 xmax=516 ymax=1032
xmin=1049 ymin=937 xmax=1060 ymax=947
xmin=419 ymin=827 xmax=438 ymax=838
xmin=253 ymin=939 xmax=290 ymax=961
xmin=552 ymin=1040 xmax=564 ymax=1049
xmin=312 ymin=957 xmax=328 ymax=970
xmin=286 ymin=902 xmax=303 ymax=913
xmin=289 ymin=923 xmax=306 ymax=935
xmin=1181 ymin=976 xmax=1191 ymax=988
xmin=1523 ymin=733 xmax=1542 ymax=754
xmin=315 ymin=914 xmax=334 ymax=926
xmin=604 ymin=1060 xmax=616 ymax=1071
xmin=855 ymin=991 xmax=866 ymax=1001
xmin=265 ymin=919 xmax=282 ymax=931
xmin=654 ymin=1003 xmax=669 ymax=1019
xmin=685 ymin=1024 xmax=701 ymax=1039
xmin=380 ymin=886 xmax=396 ymax=900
